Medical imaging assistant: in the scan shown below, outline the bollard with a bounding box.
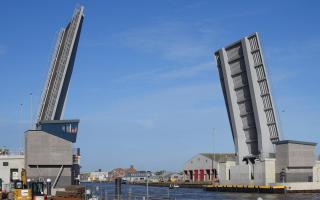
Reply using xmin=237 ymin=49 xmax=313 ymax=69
xmin=128 ymin=187 xmax=132 ymax=200
xmin=115 ymin=177 xmax=122 ymax=199
xmin=27 ymin=179 xmax=31 ymax=189
xmin=46 ymin=179 xmax=51 ymax=196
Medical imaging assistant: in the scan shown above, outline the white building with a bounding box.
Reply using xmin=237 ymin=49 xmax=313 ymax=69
xmin=123 ymin=171 xmax=152 ymax=183
xmin=80 ymin=171 xmax=109 ymax=182
xmin=183 ymin=153 xmax=236 ymax=182
xmin=0 ymin=153 xmax=25 ymax=191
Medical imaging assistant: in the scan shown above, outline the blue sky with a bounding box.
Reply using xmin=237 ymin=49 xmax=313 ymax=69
xmin=0 ymin=1 xmax=319 ymax=171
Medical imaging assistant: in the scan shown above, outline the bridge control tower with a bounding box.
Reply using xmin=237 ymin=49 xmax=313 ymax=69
xmin=25 ymin=6 xmax=84 ymax=188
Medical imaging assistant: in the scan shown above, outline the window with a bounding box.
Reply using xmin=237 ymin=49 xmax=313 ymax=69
xmin=3 ymin=162 xmax=8 ymax=166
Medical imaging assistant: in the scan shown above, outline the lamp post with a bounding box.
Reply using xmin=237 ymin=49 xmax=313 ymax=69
xmin=19 ymin=103 xmax=23 ymax=152
xmin=46 ymin=178 xmax=51 ymax=196
xmin=146 ymin=171 xmax=149 ymax=199
xmin=29 ymin=93 xmax=33 ymax=129
xmin=212 ymin=128 xmax=215 ymax=183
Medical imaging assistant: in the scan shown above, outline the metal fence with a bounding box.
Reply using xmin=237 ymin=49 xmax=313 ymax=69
xmin=84 ymin=185 xmax=176 ymax=200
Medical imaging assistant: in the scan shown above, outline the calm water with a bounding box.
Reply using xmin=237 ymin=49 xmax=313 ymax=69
xmin=81 ymin=182 xmax=320 ymax=200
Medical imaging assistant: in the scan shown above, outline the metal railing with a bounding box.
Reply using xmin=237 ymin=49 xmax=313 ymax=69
xmin=85 ymin=190 xmax=176 ymax=200
xmin=37 ymin=6 xmax=83 ymax=122
xmin=37 ymin=29 xmax=64 ymax=122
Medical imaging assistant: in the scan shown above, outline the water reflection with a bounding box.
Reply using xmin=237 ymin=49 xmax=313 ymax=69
xmin=81 ymin=182 xmax=320 ymax=200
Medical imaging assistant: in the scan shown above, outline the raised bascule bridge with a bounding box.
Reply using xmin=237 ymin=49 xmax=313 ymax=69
xmin=25 ymin=6 xmax=84 ymax=188
xmin=214 ymin=33 xmax=319 ymax=188
xmin=215 ymin=33 xmax=281 ymax=165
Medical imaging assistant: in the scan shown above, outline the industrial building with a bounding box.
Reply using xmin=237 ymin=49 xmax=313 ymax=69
xmin=25 ymin=6 xmax=84 ymax=188
xmin=218 ymin=140 xmax=320 ymax=186
xmin=275 ymin=140 xmax=317 ymax=182
xmin=183 ymin=147 xmax=320 ymax=187
xmin=183 ymin=153 xmax=236 ymax=182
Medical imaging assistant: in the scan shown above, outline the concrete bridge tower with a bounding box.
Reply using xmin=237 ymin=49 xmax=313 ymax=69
xmin=25 ymin=6 xmax=84 ymax=188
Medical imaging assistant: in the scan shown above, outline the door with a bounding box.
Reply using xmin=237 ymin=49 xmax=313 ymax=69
xmin=200 ymin=169 xmax=204 ymax=181
xmin=194 ymin=170 xmax=198 ymax=182
xmin=10 ymin=168 xmax=19 ymax=182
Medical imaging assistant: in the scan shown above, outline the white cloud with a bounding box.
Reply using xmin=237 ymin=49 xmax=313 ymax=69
xmin=157 ymin=62 xmax=214 ymax=79
xmin=117 ymin=20 xmax=224 ymax=62
xmin=115 ymin=61 xmax=216 ymax=83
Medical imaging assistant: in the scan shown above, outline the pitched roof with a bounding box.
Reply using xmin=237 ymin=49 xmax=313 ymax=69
xmin=200 ymin=153 xmax=236 ymax=162
xmin=126 ymin=165 xmax=137 ymax=174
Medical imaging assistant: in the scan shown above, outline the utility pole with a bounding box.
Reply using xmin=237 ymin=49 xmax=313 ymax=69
xmin=19 ymin=103 xmax=23 ymax=121
xmin=19 ymin=103 xmax=23 ymax=152
xmin=213 ymin=128 xmax=216 ymax=164
xmin=146 ymin=171 xmax=149 ymax=199
xmin=29 ymin=93 xmax=33 ymax=129
xmin=280 ymin=110 xmax=285 ymax=139
xmin=212 ymin=128 xmax=215 ymax=183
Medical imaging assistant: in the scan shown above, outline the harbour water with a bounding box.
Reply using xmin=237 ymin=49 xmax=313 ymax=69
xmin=81 ymin=182 xmax=320 ymax=200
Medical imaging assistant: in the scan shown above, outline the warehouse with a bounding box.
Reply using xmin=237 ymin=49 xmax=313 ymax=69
xmin=183 ymin=153 xmax=236 ymax=182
